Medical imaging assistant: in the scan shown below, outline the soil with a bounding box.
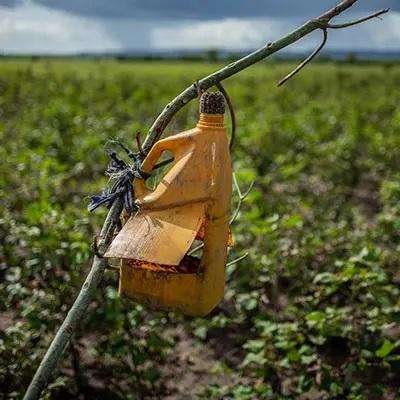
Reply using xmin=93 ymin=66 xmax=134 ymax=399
xmin=162 ymin=326 xmax=233 ymax=399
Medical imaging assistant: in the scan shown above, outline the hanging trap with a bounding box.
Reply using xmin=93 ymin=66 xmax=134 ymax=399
xmin=105 ymin=91 xmax=232 ymax=316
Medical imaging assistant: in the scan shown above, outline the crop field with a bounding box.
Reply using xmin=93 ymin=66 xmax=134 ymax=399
xmin=1 ymin=59 xmax=400 ymax=399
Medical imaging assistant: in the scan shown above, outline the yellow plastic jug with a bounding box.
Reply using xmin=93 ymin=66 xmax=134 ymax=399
xmin=105 ymin=91 xmax=232 ymax=316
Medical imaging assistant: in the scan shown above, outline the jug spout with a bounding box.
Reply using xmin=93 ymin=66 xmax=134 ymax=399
xmin=197 ymin=113 xmax=224 ymax=129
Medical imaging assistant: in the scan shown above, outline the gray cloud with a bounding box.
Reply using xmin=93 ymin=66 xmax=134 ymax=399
xmin=0 ymin=1 xmax=399 ymax=54
xmin=0 ymin=0 xmax=19 ymax=6
xmin=1 ymin=0 xmax=398 ymax=20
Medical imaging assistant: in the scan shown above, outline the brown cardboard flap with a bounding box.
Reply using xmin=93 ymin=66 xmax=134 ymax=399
xmin=104 ymin=202 xmax=204 ymax=266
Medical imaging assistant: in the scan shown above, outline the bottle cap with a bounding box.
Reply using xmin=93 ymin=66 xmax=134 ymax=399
xmin=199 ymin=91 xmax=225 ymax=114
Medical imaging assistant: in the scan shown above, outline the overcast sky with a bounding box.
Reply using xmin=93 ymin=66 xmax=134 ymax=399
xmin=0 ymin=0 xmax=399 ymax=54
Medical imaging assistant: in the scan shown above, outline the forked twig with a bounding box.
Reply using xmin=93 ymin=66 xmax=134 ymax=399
xmin=226 ymin=176 xmax=255 ymax=267
xmin=278 ymin=8 xmax=389 ymax=86
xmin=225 ymin=176 xmax=253 ymax=265
xmin=230 ymin=173 xmax=255 ymax=225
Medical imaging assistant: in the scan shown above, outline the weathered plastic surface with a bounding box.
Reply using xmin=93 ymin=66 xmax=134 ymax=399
xmin=105 ymin=112 xmax=232 ymax=316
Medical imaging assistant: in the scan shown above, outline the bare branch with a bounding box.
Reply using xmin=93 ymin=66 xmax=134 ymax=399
xmin=143 ymin=1 xmax=372 ymax=153
xmin=326 ymin=8 xmax=389 ymax=29
xmin=278 ymin=28 xmax=328 ymax=87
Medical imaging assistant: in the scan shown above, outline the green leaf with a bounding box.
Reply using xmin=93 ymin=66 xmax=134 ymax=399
xmin=313 ymin=272 xmax=337 ymax=284
xmin=375 ymin=339 xmax=396 ymax=358
xmin=143 ymin=367 xmax=161 ymax=383
xmin=305 ymin=311 xmax=326 ymax=322
xmin=282 ymin=214 xmax=303 ymax=228
xmin=242 ymin=352 xmax=267 ymax=367
xmin=194 ymin=326 xmax=207 ymax=340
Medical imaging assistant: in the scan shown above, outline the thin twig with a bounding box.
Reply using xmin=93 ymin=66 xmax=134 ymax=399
xmin=187 ymin=243 xmax=203 ymax=257
xmin=278 ymin=28 xmax=327 ymax=87
xmin=226 ymin=252 xmax=249 ymax=267
xmin=230 ymin=174 xmax=255 ymax=225
xmin=215 ymin=81 xmax=236 ymax=150
xmin=326 ymin=8 xmax=389 ymax=29
xmin=107 ymin=138 xmax=136 ymax=159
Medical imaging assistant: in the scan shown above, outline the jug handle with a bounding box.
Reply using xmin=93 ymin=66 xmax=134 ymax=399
xmin=134 ymin=138 xmax=176 ymax=195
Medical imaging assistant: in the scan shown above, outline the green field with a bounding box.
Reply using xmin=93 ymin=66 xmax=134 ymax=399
xmin=1 ymin=59 xmax=400 ymax=399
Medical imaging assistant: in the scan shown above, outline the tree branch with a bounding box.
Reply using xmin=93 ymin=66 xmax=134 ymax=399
xmin=24 ymin=1 xmax=388 ymax=399
xmin=142 ymin=0 xmax=389 ymax=152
